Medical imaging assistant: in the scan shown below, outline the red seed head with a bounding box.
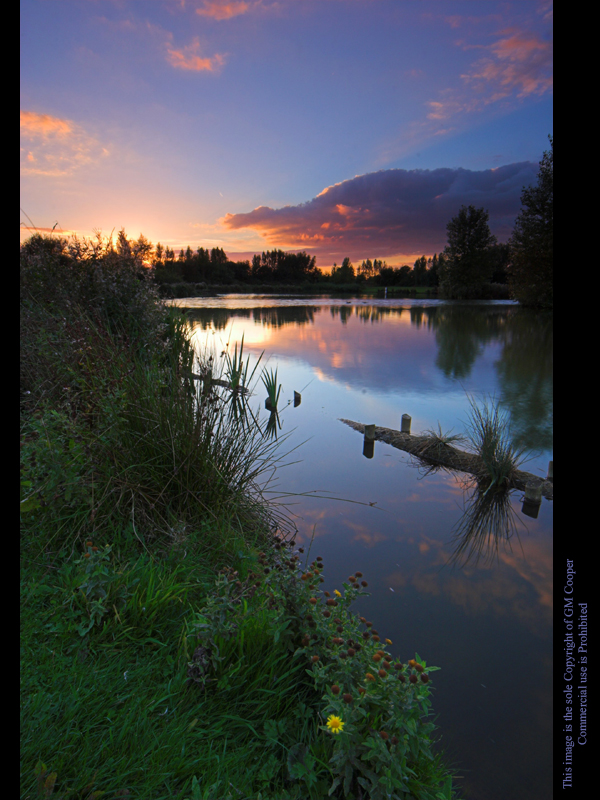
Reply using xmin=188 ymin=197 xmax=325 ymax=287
xmin=409 ymin=674 xmax=418 ymax=684
xmin=421 ymin=673 xmax=430 ymax=683
xmin=332 ymin=685 xmax=340 ymax=695
xmin=342 ymin=693 xmax=353 ymax=704
xmin=379 ymin=730 xmax=389 ymax=740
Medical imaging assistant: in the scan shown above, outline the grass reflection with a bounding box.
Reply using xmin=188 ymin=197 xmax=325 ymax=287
xmin=448 ymin=477 xmax=524 ymax=568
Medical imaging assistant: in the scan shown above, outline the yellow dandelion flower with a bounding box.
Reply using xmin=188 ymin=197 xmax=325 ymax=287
xmin=326 ymin=714 xmax=344 ymax=734
xmin=334 ymin=590 xmax=342 ymax=597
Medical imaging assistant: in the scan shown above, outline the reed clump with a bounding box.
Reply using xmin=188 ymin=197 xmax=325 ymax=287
xmin=464 ymin=393 xmax=528 ymax=492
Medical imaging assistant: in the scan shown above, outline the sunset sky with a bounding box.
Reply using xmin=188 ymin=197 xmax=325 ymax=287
xmin=20 ymin=0 xmax=553 ymax=268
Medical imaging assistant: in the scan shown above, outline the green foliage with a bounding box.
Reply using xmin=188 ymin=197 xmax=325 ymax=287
xmin=187 ymin=545 xmax=458 ymax=799
xmin=440 ymin=206 xmax=497 ymax=298
xmin=508 ymin=136 xmax=553 ymax=307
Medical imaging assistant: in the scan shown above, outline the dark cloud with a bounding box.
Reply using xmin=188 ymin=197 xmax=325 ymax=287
xmin=222 ymin=161 xmax=538 ymax=264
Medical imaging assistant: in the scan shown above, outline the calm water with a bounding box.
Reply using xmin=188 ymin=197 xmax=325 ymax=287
xmin=172 ymin=295 xmax=553 ymax=800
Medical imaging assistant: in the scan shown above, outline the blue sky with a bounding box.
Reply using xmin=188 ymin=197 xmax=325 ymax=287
xmin=20 ymin=0 xmax=553 ymax=267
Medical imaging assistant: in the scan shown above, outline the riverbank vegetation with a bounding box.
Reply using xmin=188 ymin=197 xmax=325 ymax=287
xmin=21 ymin=233 xmax=459 ymax=799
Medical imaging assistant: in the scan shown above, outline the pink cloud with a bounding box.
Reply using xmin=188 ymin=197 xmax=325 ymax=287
xmin=195 ymin=1 xmax=251 ymax=20
xmin=222 ymin=162 xmax=538 ymax=264
xmin=166 ymin=37 xmax=226 ymax=71
xmin=462 ymin=28 xmax=553 ymax=100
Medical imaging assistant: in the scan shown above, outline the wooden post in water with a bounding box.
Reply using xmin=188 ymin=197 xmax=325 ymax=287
xmin=547 ymin=460 xmax=553 ymax=479
xmin=522 ymin=481 xmax=543 ymax=519
xmin=363 ymin=424 xmax=375 ymax=459
xmin=294 ymin=391 xmax=301 ymax=407
xmin=401 ymin=414 xmax=412 ymax=434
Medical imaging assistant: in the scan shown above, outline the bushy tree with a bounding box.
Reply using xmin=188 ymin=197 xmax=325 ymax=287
xmin=441 ymin=206 xmax=497 ymax=298
xmin=508 ymin=136 xmax=553 ymax=307
xmin=331 ymin=257 xmax=355 ymax=283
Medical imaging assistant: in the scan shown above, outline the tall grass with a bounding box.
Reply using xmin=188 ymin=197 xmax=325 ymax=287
xmin=464 ymin=393 xmax=527 ymax=492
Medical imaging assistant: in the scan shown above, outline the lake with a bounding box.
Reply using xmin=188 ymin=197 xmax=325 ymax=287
xmin=171 ymin=294 xmax=553 ymax=800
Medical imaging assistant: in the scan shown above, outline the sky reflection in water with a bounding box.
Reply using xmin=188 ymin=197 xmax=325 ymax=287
xmin=178 ymin=297 xmax=552 ymax=800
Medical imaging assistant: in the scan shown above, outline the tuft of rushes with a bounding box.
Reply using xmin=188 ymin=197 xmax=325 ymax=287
xmin=464 ymin=393 xmax=528 ymax=492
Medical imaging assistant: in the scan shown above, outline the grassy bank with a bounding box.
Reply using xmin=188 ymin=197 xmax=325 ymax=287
xmin=21 ymin=233 xmax=460 ymax=799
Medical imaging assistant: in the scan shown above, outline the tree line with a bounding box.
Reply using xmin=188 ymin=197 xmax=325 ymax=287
xmin=149 ymin=135 xmax=552 ymax=307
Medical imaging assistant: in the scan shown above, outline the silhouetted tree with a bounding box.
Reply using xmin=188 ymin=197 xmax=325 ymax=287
xmin=508 ymin=135 xmax=553 ymax=307
xmin=441 ymin=206 xmax=497 ymax=298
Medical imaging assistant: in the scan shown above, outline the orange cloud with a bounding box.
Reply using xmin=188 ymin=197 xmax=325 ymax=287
xmin=166 ymin=37 xmax=226 ymax=71
xmin=20 ymin=110 xmax=109 ymax=176
xmin=196 ymin=1 xmax=251 ymax=20
xmin=20 ymin=110 xmax=73 ymax=138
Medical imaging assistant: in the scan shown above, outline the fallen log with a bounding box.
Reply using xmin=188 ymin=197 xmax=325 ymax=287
xmin=340 ymin=419 xmax=553 ymax=500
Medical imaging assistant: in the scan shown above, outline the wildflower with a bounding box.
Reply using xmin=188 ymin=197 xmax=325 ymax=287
xmin=326 ymin=599 xmax=337 ymax=607
xmin=383 ymin=661 xmax=391 ymax=670
xmin=361 ymin=581 xmax=368 ymax=587
xmin=379 ymin=731 xmax=389 ymax=740
xmin=373 ymin=654 xmax=382 ymax=663
xmin=316 ymin=556 xmax=323 ymax=562
xmin=391 ymin=736 xmax=399 ymax=745
xmin=334 ymin=590 xmax=342 ymax=597
xmin=332 ymin=685 xmax=340 ymax=695
xmin=347 ymin=648 xmax=356 ymax=657
xmin=421 ymin=674 xmax=430 ymax=683
xmin=342 ymin=693 xmax=353 ymax=704
xmin=355 ymin=572 xmax=363 ymax=578
xmin=366 ymin=621 xmax=373 ymax=628
xmin=324 ymin=591 xmax=331 ymax=597
xmin=83 ymin=553 xmax=91 ymax=559
xmin=378 ymin=669 xmax=387 ymax=678
xmin=336 ymin=626 xmax=344 ymax=633
xmin=359 ymin=617 xmax=367 ymax=623
xmin=323 ymin=610 xmax=331 ymax=618
xmin=385 ymin=638 xmax=393 ymax=645
xmin=408 ymin=659 xmax=417 ymax=668
xmin=301 ymin=574 xmax=309 ymax=581
xmin=415 ymin=663 xmax=424 ymax=673
xmin=326 ymin=715 xmax=344 ymax=734
xmin=409 ymin=674 xmax=418 ymax=684
xmin=365 ymin=673 xmax=376 ymax=682
xmin=311 ymin=655 xmax=320 ymax=663
xmin=372 ymin=635 xmax=380 ymax=642
xmin=348 ymin=576 xmax=356 ymax=583
xmin=358 ymin=687 xmax=366 ymax=695
xmin=91 ymin=546 xmax=98 ymax=552
xmin=362 ymin=632 xmax=370 ymax=639
xmin=309 ymin=598 xmax=318 ymax=605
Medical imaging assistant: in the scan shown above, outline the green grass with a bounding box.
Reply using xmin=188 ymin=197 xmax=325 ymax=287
xmin=21 ymin=548 xmax=326 ymax=800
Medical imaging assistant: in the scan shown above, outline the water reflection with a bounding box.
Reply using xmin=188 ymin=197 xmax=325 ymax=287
xmin=185 ymin=303 xmax=552 ymax=456
xmin=447 ymin=477 xmax=523 ymax=568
